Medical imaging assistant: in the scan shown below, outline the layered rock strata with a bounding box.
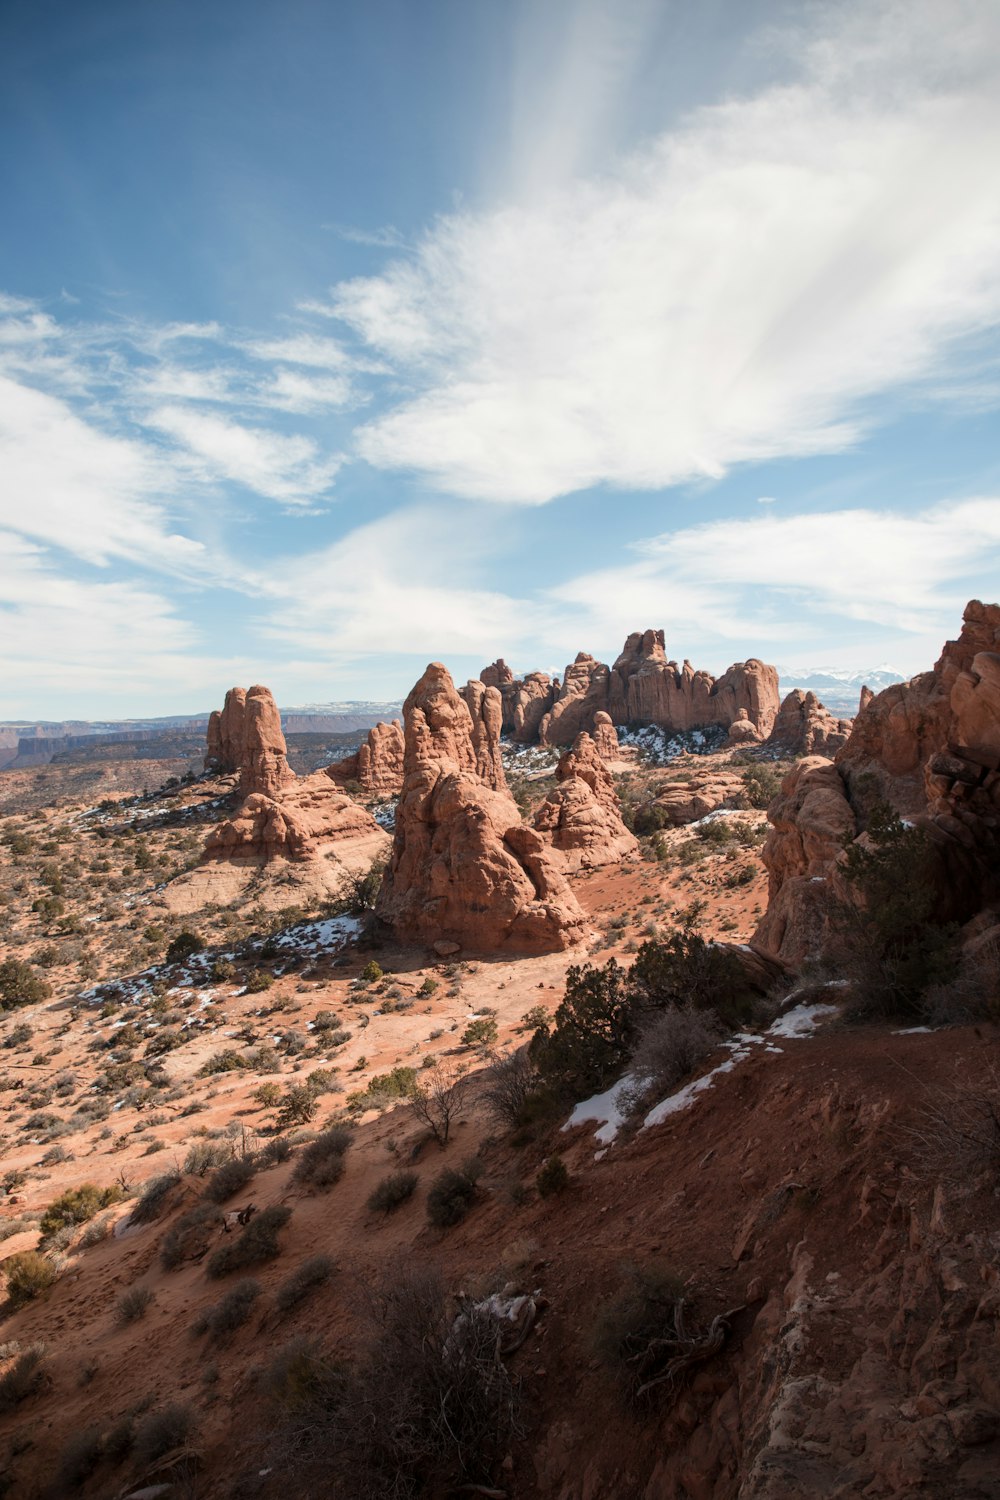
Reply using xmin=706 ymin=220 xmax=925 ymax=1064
xmin=375 ymin=664 xmax=586 ymax=953
xmin=533 ymin=732 xmax=639 ymax=871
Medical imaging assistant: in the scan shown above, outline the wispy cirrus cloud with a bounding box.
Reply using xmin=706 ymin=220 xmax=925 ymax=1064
xmin=147 ymin=405 xmax=343 ymax=509
xmin=324 ymin=0 xmax=1000 ymax=504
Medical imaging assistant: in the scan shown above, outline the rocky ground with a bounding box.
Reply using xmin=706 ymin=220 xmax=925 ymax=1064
xmin=0 ymin=730 xmax=997 ymax=1499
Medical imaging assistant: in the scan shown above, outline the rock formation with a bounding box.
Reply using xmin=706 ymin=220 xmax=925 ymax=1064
xmin=766 ymin=690 xmax=852 ymax=758
xmin=726 ymin=710 xmax=764 ymax=749
xmin=537 ymin=653 xmax=611 ymax=747
xmin=591 ymin=711 xmax=620 ymax=760
xmin=375 ymin=663 xmax=587 ymax=953
xmin=459 ymin=680 xmax=507 ymax=791
xmin=330 ymin=721 xmax=405 ymax=799
xmin=754 ymin=602 xmax=1000 ymax=962
xmin=482 ymin=632 xmax=780 ymax=748
xmin=533 ymin=732 xmax=638 ymax=871
xmin=204 ymin=686 xmax=247 ymax=773
xmin=201 ymin=683 xmax=383 ymax=869
xmin=650 ymin=769 xmax=747 ymax=826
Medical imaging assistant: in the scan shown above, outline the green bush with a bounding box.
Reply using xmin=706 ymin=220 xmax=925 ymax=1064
xmin=191 ymin=1277 xmax=260 ymax=1339
xmin=132 ymin=1402 xmax=196 ymax=1466
xmin=529 ymin=960 xmax=635 ymax=1097
xmin=629 ymin=931 xmax=758 ymax=1029
xmin=0 ymin=1345 xmax=46 ymax=1409
xmin=360 ymin=960 xmax=383 ymax=984
xmin=292 ymin=1126 xmax=352 ymax=1189
xmin=116 ymin=1285 xmax=154 ymax=1324
xmin=165 ymin=931 xmax=203 ymax=964
xmin=367 ymin=1170 xmax=418 ymax=1215
xmin=3 ymin=1251 xmax=57 ymax=1307
xmin=206 ymin=1204 xmax=291 ymax=1278
xmin=160 ymin=1203 xmax=223 ymax=1270
xmin=246 ymin=968 xmax=275 ymax=993
xmin=127 ymin=1171 xmax=181 ymax=1226
xmin=827 ymin=805 xmax=959 ymax=1020
xmin=0 ymin=959 xmax=51 ymax=1008
xmin=741 ymin=763 xmax=783 ymax=809
xmin=40 ymin=1183 xmax=124 ymax=1241
xmin=199 ymin=1048 xmax=250 ymax=1076
xmin=461 ymin=1016 xmax=498 ymax=1049
xmin=426 ymin=1162 xmax=480 ymax=1229
xmin=203 ymin=1155 xmax=257 ymax=1203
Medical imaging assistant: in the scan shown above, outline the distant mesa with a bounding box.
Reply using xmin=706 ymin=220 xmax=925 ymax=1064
xmin=375 ymin=663 xmax=588 ymax=954
xmin=755 ymin=600 xmax=1000 ymax=961
xmin=480 ymin=628 xmax=781 ymax=747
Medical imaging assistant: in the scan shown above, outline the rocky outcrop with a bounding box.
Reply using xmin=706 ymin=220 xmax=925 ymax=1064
xmin=753 ymin=757 xmax=857 ymax=961
xmin=755 ymin=602 xmax=1000 ymax=961
xmin=459 ymin=680 xmax=507 ymax=791
xmin=651 ymin=769 xmax=748 ymax=827
xmin=239 ymin=685 xmax=295 ymax=799
xmin=606 ymin=630 xmax=780 ymax=739
xmin=485 ymin=632 xmax=780 ymax=748
xmin=375 ymin=664 xmax=587 ymax=953
xmin=330 ymin=721 xmax=405 ymax=799
xmin=202 ymin=682 xmax=382 ymax=867
xmin=592 ymin=711 xmax=620 ymax=760
xmin=727 ymin=710 xmax=764 ymax=749
xmin=766 ymin=691 xmax=852 ymax=758
xmin=538 ymin=654 xmax=611 ymax=747
xmin=533 ymin=732 xmax=638 ymax=871
xmin=204 ymin=686 xmax=247 ymax=773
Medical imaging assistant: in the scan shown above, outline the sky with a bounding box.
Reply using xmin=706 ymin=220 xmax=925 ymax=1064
xmin=2 ymin=0 xmax=1000 ymax=719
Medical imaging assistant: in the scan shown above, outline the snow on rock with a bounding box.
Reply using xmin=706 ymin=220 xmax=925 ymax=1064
xmin=768 ymin=1002 xmax=839 ymax=1038
xmin=563 ymin=1075 xmax=638 ymax=1145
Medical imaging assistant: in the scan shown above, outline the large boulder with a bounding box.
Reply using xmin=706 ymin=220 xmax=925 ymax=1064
xmin=376 ymin=664 xmax=587 ymax=953
xmin=533 ymin=733 xmax=639 ymax=871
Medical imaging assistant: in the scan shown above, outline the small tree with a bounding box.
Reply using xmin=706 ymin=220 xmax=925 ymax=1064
xmin=462 ymin=1016 xmax=498 ymax=1051
xmin=340 ymin=855 xmax=387 ymax=915
xmin=529 ymin=960 xmax=635 ymax=1098
xmin=409 ymin=1062 xmax=472 ymax=1148
xmin=165 ymin=931 xmax=203 ymax=964
xmin=479 ymin=1047 xmax=539 ymax=1128
xmin=0 ymin=960 xmax=51 ymax=1008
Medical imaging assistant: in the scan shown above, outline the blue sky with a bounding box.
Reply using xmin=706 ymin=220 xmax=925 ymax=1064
xmin=2 ymin=0 xmax=1000 ymax=718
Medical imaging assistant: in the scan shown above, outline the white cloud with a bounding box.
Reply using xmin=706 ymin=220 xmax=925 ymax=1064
xmin=327 ymin=0 xmax=1000 ymax=503
xmin=0 ymin=375 xmax=204 ymax=568
xmin=550 ymin=497 xmax=1000 ymax=669
xmin=147 ymin=405 xmax=342 ymax=507
xmin=242 ymin=334 xmax=356 ymax=369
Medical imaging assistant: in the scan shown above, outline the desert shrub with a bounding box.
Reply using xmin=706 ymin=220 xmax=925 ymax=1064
xmin=359 ymin=960 xmax=383 ymax=985
xmin=426 ymin=1162 xmax=480 ymax=1229
xmin=166 ymin=931 xmax=203 ymax=964
xmin=4 ymin=1022 xmax=33 ymax=1048
xmin=116 ymin=1285 xmax=154 ymax=1324
xmin=367 ymin=1170 xmax=418 ymax=1215
xmin=529 ymin=960 xmax=635 ymax=1098
xmin=408 ymin=1062 xmax=472 ymax=1147
xmin=206 ymin=1204 xmax=291 ymax=1278
xmin=0 ymin=958 xmax=51 ymax=1008
xmin=254 ymin=1082 xmax=283 ymax=1108
xmin=924 ymin=930 xmax=1000 ymax=1025
xmin=199 ymin=1048 xmax=250 ymax=1076
xmin=40 ymin=1183 xmax=123 ymax=1241
xmin=629 ymin=931 xmax=758 ymax=1029
xmin=591 ymin=1262 xmax=688 ymax=1391
xmin=904 ymin=1064 xmax=1000 ymax=1180
xmin=292 ymin=1126 xmax=353 ymax=1188
xmin=160 ymin=1202 xmax=224 ymax=1270
xmin=337 ymin=854 xmax=386 ymax=915
xmin=536 ymin=1154 xmax=569 ymax=1197
xmin=276 ymin=1253 xmax=336 ymax=1314
xmin=826 ymin=805 xmax=959 ymax=1020
xmin=211 ymin=957 xmax=237 ymax=982
xmin=246 ymin=968 xmax=275 ymax=993
xmin=56 ymin=1424 xmax=104 ymax=1487
xmin=276 ymin=1084 xmax=321 ymax=1127
xmin=183 ymin=1139 xmax=233 ymax=1175
xmin=461 ymin=1016 xmax=498 ymax=1049
xmin=479 ymin=1046 xmax=540 ymax=1129
xmin=4 ymin=1252 xmax=56 ymax=1309
xmin=192 ymin=1277 xmax=261 ymax=1340
xmin=622 ymin=1006 xmax=720 ymax=1109
xmin=0 ymin=1345 xmax=46 ymax=1410
xmin=741 ymin=763 xmax=783 ymax=809
xmin=632 ymin=801 xmax=672 ymax=835
xmin=204 ymin=1155 xmax=257 ymax=1203
xmin=257 ymin=1135 xmax=294 ymax=1167
xmin=127 ymin=1170 xmax=182 ymax=1230
xmin=103 ymin=1414 xmax=136 ymax=1462
xmin=145 ymin=1026 xmax=184 ymax=1057
xmin=132 ymin=1402 xmax=196 ymax=1466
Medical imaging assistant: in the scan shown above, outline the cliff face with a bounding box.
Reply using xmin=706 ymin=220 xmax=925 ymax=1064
xmin=329 ymin=721 xmax=405 ymax=798
xmin=532 ymin=731 xmax=639 ymax=871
